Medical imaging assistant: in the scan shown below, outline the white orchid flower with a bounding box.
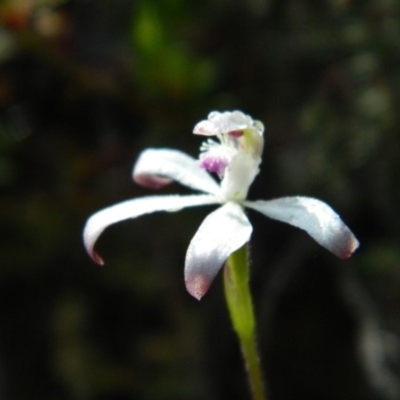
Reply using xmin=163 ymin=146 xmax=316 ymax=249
xmin=83 ymin=111 xmax=359 ymax=300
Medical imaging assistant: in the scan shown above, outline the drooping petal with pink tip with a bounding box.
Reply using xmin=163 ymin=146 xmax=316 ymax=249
xmin=83 ymin=194 xmax=219 ymax=265
xmin=244 ymin=196 xmax=359 ymax=259
xmin=133 ymin=148 xmax=220 ymax=195
xmin=185 ymin=202 xmax=252 ymax=300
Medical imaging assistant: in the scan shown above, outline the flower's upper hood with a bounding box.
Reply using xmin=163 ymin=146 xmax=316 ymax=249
xmin=194 ymin=111 xmax=264 ymax=201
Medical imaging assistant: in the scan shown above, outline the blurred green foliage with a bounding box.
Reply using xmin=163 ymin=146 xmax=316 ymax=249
xmin=132 ymin=0 xmax=215 ymax=100
xmin=0 ymin=0 xmax=399 ymax=399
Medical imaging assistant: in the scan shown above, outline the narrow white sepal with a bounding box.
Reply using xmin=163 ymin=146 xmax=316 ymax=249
xmin=244 ymin=196 xmax=359 ymax=258
xmin=83 ymin=194 xmax=219 ymax=265
xmin=185 ymin=202 xmax=252 ymax=300
xmin=133 ymin=148 xmax=220 ymax=195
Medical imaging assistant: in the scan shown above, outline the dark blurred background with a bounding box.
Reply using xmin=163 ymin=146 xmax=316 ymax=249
xmin=0 ymin=0 xmax=399 ymax=399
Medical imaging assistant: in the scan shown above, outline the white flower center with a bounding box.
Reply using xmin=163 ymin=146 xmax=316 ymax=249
xmin=194 ymin=111 xmax=265 ymax=201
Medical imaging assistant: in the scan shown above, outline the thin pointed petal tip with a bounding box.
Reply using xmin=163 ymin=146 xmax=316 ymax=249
xmin=185 ymin=274 xmax=212 ymax=300
xmin=83 ymin=217 xmax=106 ymax=265
xmin=83 ymin=232 xmax=105 ymax=265
xmin=92 ymin=251 xmax=105 ymax=265
xmin=339 ymin=232 xmax=360 ymax=259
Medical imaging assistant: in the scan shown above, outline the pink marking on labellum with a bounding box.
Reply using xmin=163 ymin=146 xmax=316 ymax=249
xmin=228 ymin=130 xmax=244 ymax=138
xmin=199 ymin=155 xmax=228 ymax=176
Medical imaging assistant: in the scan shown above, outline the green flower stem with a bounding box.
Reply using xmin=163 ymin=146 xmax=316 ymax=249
xmin=224 ymin=245 xmax=267 ymax=400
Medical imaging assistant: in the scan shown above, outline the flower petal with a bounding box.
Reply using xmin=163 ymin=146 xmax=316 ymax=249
xmin=193 ymin=111 xmax=250 ymax=136
xmin=245 ymin=197 xmax=359 ymax=259
xmin=133 ymin=148 xmax=220 ymax=195
xmin=83 ymin=194 xmax=219 ymax=265
xmin=220 ymin=153 xmax=261 ymax=201
xmin=185 ymin=202 xmax=252 ymax=300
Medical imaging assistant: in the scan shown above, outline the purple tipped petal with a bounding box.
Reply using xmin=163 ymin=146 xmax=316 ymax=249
xmin=185 ymin=202 xmax=252 ymax=300
xmin=83 ymin=194 xmax=219 ymax=265
xmin=245 ymin=197 xmax=359 ymax=258
xmin=185 ymin=274 xmax=212 ymax=301
xmin=133 ymin=148 xmax=220 ymax=195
